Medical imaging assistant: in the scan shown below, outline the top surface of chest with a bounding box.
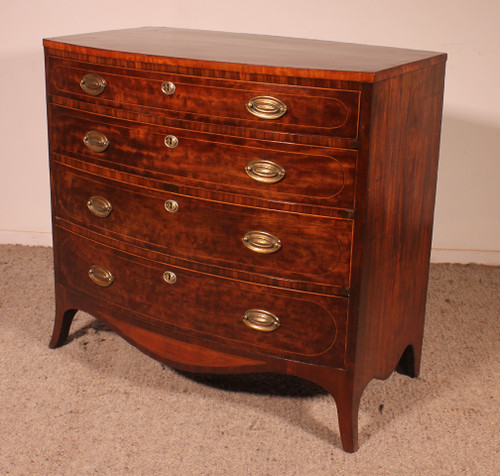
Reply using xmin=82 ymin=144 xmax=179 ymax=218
xmin=44 ymin=27 xmax=446 ymax=82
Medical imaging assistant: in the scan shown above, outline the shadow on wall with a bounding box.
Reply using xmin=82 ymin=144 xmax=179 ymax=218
xmin=433 ymin=114 xmax=500 ymax=254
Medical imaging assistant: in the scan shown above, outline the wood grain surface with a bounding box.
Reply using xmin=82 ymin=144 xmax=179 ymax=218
xmin=44 ymin=28 xmax=446 ymax=452
xmin=47 ymin=56 xmax=360 ymax=139
xmin=51 ymin=161 xmax=353 ymax=290
xmin=44 ymin=27 xmax=446 ymax=82
xmin=49 ymin=104 xmax=358 ymax=210
xmin=53 ymin=226 xmax=348 ymax=364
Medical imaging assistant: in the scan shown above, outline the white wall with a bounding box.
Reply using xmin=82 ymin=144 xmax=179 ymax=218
xmin=1 ymin=0 xmax=499 ymax=264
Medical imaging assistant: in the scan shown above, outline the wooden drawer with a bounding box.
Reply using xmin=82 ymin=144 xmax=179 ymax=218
xmin=47 ymin=57 xmax=360 ymax=139
xmin=54 ymin=226 xmax=348 ymax=362
xmin=51 ymin=162 xmax=352 ymax=290
xmin=49 ymin=105 xmax=357 ymax=210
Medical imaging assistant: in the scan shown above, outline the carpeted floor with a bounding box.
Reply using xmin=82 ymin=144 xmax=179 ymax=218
xmin=0 ymin=244 xmax=499 ymax=475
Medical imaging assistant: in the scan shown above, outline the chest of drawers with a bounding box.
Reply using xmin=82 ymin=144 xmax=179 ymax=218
xmin=44 ymin=28 xmax=446 ymax=452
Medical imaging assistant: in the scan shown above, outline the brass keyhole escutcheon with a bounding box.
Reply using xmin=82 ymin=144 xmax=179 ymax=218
xmin=164 ymin=135 xmax=179 ymax=149
xmin=163 ymin=271 xmax=177 ymax=284
xmin=164 ymin=199 xmax=179 ymax=213
xmin=161 ymin=81 xmax=176 ymax=95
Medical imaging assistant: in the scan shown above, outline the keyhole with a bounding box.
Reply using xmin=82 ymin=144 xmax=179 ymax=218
xmin=164 ymin=199 xmax=179 ymax=213
xmin=161 ymin=81 xmax=176 ymax=95
xmin=164 ymin=135 xmax=179 ymax=148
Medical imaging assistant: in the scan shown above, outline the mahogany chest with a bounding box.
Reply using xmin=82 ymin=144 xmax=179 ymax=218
xmin=43 ymin=27 xmax=446 ymax=452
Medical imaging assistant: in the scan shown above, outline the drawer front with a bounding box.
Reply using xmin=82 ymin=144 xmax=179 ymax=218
xmin=55 ymin=226 xmax=348 ymax=361
xmin=51 ymin=163 xmax=352 ymax=289
xmin=50 ymin=105 xmax=357 ymax=209
xmin=48 ymin=58 xmax=360 ymax=139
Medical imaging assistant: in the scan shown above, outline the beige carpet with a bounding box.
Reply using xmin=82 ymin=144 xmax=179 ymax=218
xmin=1 ymin=244 xmax=498 ymax=475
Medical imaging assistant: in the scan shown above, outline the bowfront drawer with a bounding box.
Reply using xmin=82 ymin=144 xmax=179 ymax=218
xmin=51 ymin=163 xmax=352 ymax=290
xmin=55 ymin=226 xmax=348 ymax=363
xmin=49 ymin=105 xmax=357 ymax=210
xmin=47 ymin=57 xmax=359 ymax=139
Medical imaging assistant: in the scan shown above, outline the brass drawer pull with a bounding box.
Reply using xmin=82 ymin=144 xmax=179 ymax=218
xmin=164 ymin=199 xmax=179 ymax=213
xmin=80 ymin=73 xmax=107 ymax=96
xmin=83 ymin=130 xmax=109 ymax=153
xmin=245 ymin=160 xmax=285 ymax=184
xmin=88 ymin=265 xmax=114 ymax=287
xmin=161 ymin=81 xmax=176 ymax=95
xmin=163 ymin=271 xmax=177 ymax=284
xmin=87 ymin=196 xmax=112 ymax=218
xmin=164 ymin=135 xmax=179 ymax=149
xmin=243 ymin=309 xmax=280 ymax=332
xmin=242 ymin=231 xmax=281 ymax=254
xmin=246 ymin=96 xmax=287 ymax=120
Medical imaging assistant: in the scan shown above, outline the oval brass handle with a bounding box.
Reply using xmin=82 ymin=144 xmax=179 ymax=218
xmin=87 ymin=196 xmax=112 ymax=218
xmin=161 ymin=81 xmax=176 ymax=95
xmin=242 ymin=231 xmax=281 ymax=254
xmin=243 ymin=309 xmax=280 ymax=332
xmin=164 ymin=135 xmax=179 ymax=149
xmin=246 ymin=96 xmax=287 ymax=120
xmin=163 ymin=271 xmax=177 ymax=284
xmin=83 ymin=130 xmax=109 ymax=153
xmin=164 ymin=199 xmax=179 ymax=213
xmin=245 ymin=160 xmax=285 ymax=184
xmin=88 ymin=265 xmax=114 ymax=287
xmin=80 ymin=73 xmax=107 ymax=96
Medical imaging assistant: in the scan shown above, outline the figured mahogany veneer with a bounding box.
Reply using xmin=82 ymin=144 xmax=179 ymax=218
xmin=47 ymin=57 xmax=360 ymax=139
xmin=49 ymin=104 xmax=357 ymax=210
xmin=54 ymin=226 xmax=348 ymax=362
xmin=51 ymin=162 xmax=353 ymax=291
xmin=44 ymin=27 xmax=446 ymax=452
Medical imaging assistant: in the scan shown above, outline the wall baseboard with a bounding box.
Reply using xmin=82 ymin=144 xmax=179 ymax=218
xmin=0 ymin=231 xmax=52 ymax=247
xmin=1 ymin=231 xmax=498 ymax=265
xmin=431 ymin=248 xmax=500 ymax=265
